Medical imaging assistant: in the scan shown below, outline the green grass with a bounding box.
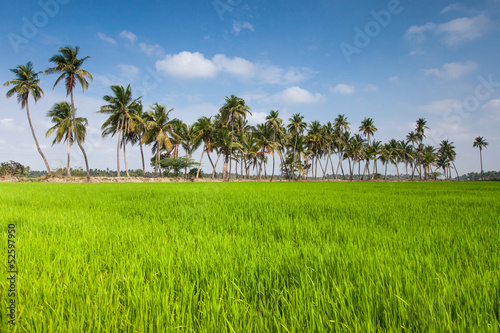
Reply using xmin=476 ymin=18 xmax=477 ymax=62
xmin=1 ymin=182 xmax=499 ymax=332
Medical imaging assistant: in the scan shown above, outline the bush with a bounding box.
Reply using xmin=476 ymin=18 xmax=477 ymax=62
xmin=0 ymin=161 xmax=30 ymax=179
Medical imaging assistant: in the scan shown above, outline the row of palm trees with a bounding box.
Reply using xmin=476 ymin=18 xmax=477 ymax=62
xmin=4 ymin=46 xmax=490 ymax=182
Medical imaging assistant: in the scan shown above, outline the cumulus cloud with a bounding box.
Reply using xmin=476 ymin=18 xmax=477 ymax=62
xmin=424 ymin=61 xmax=477 ymax=79
xmin=365 ymin=84 xmax=379 ymax=92
xmin=419 ymin=99 xmax=463 ymax=115
xmin=232 ymin=21 xmax=255 ymax=35
xmin=119 ymin=30 xmax=137 ymax=43
xmin=156 ymin=52 xmax=218 ymax=79
xmin=139 ymin=43 xmax=163 ymax=56
xmin=117 ymin=64 xmax=140 ymax=79
xmin=0 ymin=118 xmax=23 ymax=132
xmin=247 ymin=112 xmax=268 ymax=125
xmin=96 ymin=32 xmax=116 ymax=45
xmin=406 ymin=14 xmax=490 ymax=46
xmin=212 ymin=54 xmax=255 ymax=77
xmin=155 ymin=51 xmax=312 ymax=84
xmin=271 ymin=86 xmax=324 ymax=104
xmin=331 ymin=84 xmax=355 ymax=95
xmin=440 ymin=3 xmax=469 ymax=14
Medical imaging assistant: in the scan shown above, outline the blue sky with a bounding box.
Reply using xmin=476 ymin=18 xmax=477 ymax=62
xmin=1 ymin=0 xmax=499 ymax=175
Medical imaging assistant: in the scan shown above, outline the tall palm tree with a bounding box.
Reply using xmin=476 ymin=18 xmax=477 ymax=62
xmin=473 ymin=136 xmax=488 ymax=180
xmin=359 ymin=117 xmax=377 ymax=145
xmin=128 ymin=104 xmax=147 ymax=177
xmin=287 ymin=113 xmax=307 ymax=181
xmin=179 ymin=123 xmax=201 ymax=177
xmin=97 ymin=85 xmax=141 ymax=178
xmin=334 ymin=114 xmax=350 ymax=179
xmin=219 ymin=95 xmax=251 ymax=181
xmin=46 ymin=102 xmax=87 ymax=176
xmin=265 ymin=110 xmax=283 ymax=181
xmin=46 ymin=46 xmax=93 ymax=182
xmin=194 ymin=116 xmax=214 ymax=179
xmin=142 ymin=103 xmax=175 ymax=177
xmin=4 ymin=62 xmax=51 ymax=173
xmin=414 ymin=118 xmax=429 ymax=180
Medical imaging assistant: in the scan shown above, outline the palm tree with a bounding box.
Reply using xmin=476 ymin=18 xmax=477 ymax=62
xmin=219 ymin=95 xmax=251 ymax=181
xmin=414 ymin=118 xmax=429 ymax=180
xmin=142 ymin=103 xmax=175 ymax=177
xmin=265 ymin=110 xmax=283 ymax=181
xmin=179 ymin=123 xmax=201 ymax=177
xmin=359 ymin=117 xmax=377 ymax=145
xmin=128 ymin=104 xmax=147 ymax=177
xmin=473 ymin=136 xmax=488 ymax=180
xmin=46 ymin=102 xmax=87 ymax=176
xmin=4 ymin=62 xmax=51 ymax=173
xmin=287 ymin=113 xmax=307 ymax=181
xmin=46 ymin=46 xmax=93 ymax=182
xmin=194 ymin=116 xmax=214 ymax=179
xmin=97 ymin=85 xmax=141 ymax=178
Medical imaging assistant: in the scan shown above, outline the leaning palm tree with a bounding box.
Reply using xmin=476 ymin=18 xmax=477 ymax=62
xmin=97 ymin=85 xmax=141 ymax=178
xmin=46 ymin=46 xmax=93 ymax=182
xmin=46 ymin=102 xmax=87 ymax=176
xmin=473 ymin=136 xmax=488 ymax=180
xmin=142 ymin=103 xmax=175 ymax=177
xmin=4 ymin=62 xmax=51 ymax=173
xmin=193 ymin=116 xmax=214 ymax=179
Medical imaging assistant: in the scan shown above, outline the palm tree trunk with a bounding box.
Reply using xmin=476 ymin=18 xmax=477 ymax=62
xmin=212 ymin=150 xmax=222 ymax=179
xmin=116 ymin=115 xmax=124 ymax=178
xmin=480 ymin=148 xmax=484 ymax=180
xmin=26 ymin=101 xmax=51 ymax=174
xmin=271 ymin=146 xmax=275 ymax=181
xmin=123 ymin=142 xmax=130 ymax=177
xmin=228 ymin=121 xmax=234 ymax=182
xmin=395 ymin=163 xmax=401 ymax=180
xmin=452 ymin=162 xmax=459 ymax=181
xmin=70 ymin=92 xmax=90 ymax=182
xmin=140 ymin=143 xmax=146 ymax=177
xmin=67 ymin=129 xmax=71 ymax=177
xmin=154 ymin=140 xmax=160 ymax=178
xmin=384 ymin=163 xmax=388 ymax=180
xmin=196 ymin=144 xmax=206 ymax=179
xmin=291 ymin=133 xmax=298 ymax=181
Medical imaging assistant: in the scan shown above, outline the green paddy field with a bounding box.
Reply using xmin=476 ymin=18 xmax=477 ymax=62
xmin=1 ymin=182 xmax=499 ymax=332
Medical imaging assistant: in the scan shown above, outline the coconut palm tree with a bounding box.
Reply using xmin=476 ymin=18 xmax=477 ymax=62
xmin=142 ymin=103 xmax=176 ymax=177
xmin=46 ymin=102 xmax=87 ymax=176
xmin=46 ymin=46 xmax=93 ymax=182
xmin=219 ymin=95 xmax=251 ymax=181
xmin=179 ymin=123 xmax=201 ymax=177
xmin=287 ymin=113 xmax=307 ymax=181
xmin=473 ymin=136 xmax=488 ymax=180
xmin=265 ymin=110 xmax=283 ymax=181
xmin=359 ymin=117 xmax=377 ymax=145
xmin=4 ymin=62 xmax=51 ymax=174
xmin=127 ymin=104 xmax=147 ymax=177
xmin=414 ymin=118 xmax=429 ymax=180
xmin=97 ymin=85 xmax=141 ymax=178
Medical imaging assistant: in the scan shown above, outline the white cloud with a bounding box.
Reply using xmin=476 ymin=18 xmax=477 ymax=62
xmin=156 ymin=51 xmax=312 ymax=84
xmin=232 ymin=21 xmax=255 ymax=35
xmin=440 ymin=3 xmax=468 ymax=14
xmin=424 ymin=61 xmax=477 ymax=79
xmin=388 ymin=76 xmax=399 ymax=83
xmin=406 ymin=15 xmax=490 ymax=46
xmin=0 ymin=118 xmax=23 ymax=132
xmin=156 ymin=52 xmax=218 ymax=79
xmin=119 ymin=30 xmax=137 ymax=44
xmin=271 ymin=86 xmax=324 ymax=104
xmin=365 ymin=84 xmax=378 ymax=92
xmin=247 ymin=112 xmax=268 ymax=125
xmin=117 ymin=64 xmax=140 ymax=79
xmin=212 ymin=54 xmax=255 ymax=77
xmin=139 ymin=43 xmax=163 ymax=56
xmin=96 ymin=32 xmax=116 ymax=45
xmin=331 ymin=84 xmax=355 ymax=95
xmin=419 ymin=99 xmax=463 ymax=115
